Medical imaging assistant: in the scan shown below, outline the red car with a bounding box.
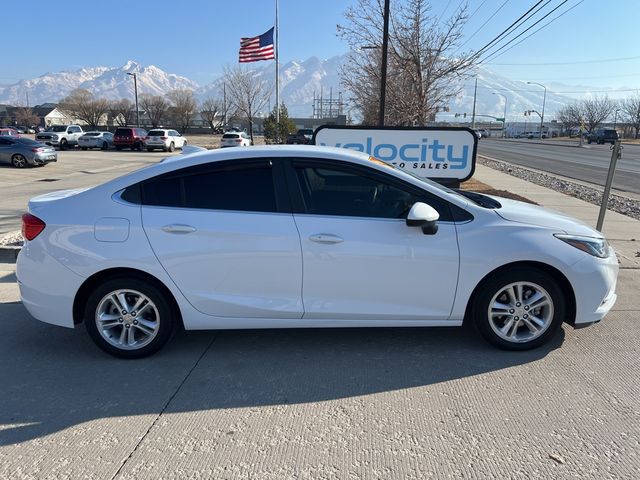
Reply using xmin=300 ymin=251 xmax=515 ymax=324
xmin=113 ymin=127 xmax=147 ymax=151
xmin=0 ymin=128 xmax=20 ymax=138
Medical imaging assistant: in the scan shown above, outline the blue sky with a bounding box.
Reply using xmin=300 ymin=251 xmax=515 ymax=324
xmin=2 ymin=0 xmax=639 ymax=95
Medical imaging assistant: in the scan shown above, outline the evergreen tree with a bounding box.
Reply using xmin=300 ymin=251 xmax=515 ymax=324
xmin=264 ymin=103 xmax=296 ymax=144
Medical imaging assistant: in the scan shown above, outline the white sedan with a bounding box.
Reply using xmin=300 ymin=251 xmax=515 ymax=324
xmin=16 ymin=146 xmax=618 ymax=358
xmin=78 ymin=131 xmax=114 ymax=150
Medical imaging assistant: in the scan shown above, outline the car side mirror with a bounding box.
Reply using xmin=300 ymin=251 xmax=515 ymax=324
xmin=406 ymin=202 xmax=439 ymax=235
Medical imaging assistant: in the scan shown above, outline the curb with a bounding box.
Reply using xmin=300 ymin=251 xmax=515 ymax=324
xmin=484 ymin=139 xmax=585 ymax=149
xmin=0 ymin=246 xmax=20 ymax=263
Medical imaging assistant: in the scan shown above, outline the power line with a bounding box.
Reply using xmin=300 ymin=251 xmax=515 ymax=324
xmin=456 ymin=0 xmax=512 ymax=52
xmin=481 ymin=0 xmax=585 ymax=63
xmin=486 ymin=55 xmax=640 ymax=66
xmin=464 ymin=84 xmax=640 ymax=94
xmin=470 ymin=0 xmax=549 ymax=60
xmin=478 ymin=0 xmax=571 ymax=63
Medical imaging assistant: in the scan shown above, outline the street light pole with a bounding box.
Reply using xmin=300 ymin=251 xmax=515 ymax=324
xmin=127 ymin=72 xmax=139 ymax=127
xmin=378 ymin=0 xmax=390 ymax=127
xmin=493 ymin=92 xmax=507 ymax=138
xmin=527 ymin=81 xmax=546 ymax=139
xmin=613 ymin=108 xmax=621 ymax=130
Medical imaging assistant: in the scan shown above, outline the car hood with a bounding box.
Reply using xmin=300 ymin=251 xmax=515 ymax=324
xmin=491 ymin=196 xmax=602 ymax=237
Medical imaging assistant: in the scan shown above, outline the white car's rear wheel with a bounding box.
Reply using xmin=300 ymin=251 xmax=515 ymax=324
xmin=84 ymin=277 xmax=175 ymax=358
xmin=471 ymin=267 xmax=566 ymax=350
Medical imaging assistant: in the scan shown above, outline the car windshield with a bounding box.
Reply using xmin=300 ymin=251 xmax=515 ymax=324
xmin=115 ymin=129 xmax=132 ymax=136
xmin=46 ymin=126 xmax=67 ymax=132
xmin=83 ymin=133 xmax=101 ymax=137
xmin=223 ymin=134 xmax=239 ymax=139
xmin=148 ymin=130 xmax=165 ymax=136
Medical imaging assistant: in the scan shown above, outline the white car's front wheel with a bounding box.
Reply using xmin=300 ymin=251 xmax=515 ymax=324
xmin=471 ymin=267 xmax=566 ymax=350
xmin=84 ymin=277 xmax=175 ymax=358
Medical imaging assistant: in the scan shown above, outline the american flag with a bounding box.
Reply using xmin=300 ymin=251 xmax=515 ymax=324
xmin=239 ymin=27 xmax=275 ymax=63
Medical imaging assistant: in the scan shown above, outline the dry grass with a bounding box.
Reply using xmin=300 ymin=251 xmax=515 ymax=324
xmin=461 ymin=178 xmax=537 ymax=205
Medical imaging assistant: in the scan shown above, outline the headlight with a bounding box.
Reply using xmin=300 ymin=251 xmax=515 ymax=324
xmin=554 ymin=234 xmax=610 ymax=258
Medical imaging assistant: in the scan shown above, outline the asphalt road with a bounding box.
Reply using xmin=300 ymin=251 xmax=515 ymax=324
xmin=0 ymin=148 xmax=180 ymax=235
xmin=478 ymin=139 xmax=640 ymax=195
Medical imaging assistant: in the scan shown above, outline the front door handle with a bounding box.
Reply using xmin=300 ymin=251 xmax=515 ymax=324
xmin=309 ymin=233 xmax=344 ymax=244
xmin=162 ymin=224 xmax=197 ymax=234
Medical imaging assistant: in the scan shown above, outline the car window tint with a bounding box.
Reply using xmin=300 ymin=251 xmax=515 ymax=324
xmin=293 ymin=164 xmax=453 ymax=220
xmin=148 ymin=130 xmax=165 ymax=136
xmin=141 ymin=162 xmax=277 ymax=212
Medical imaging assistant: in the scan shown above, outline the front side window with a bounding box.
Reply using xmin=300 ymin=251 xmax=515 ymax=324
xmin=141 ymin=161 xmax=277 ymax=213
xmin=292 ymin=162 xmax=453 ymax=221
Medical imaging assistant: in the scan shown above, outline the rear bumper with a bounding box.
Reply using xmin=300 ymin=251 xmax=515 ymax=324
xmin=16 ymin=243 xmax=84 ymax=328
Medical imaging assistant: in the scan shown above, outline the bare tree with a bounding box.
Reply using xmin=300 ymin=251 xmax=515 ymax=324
xmin=580 ymin=95 xmax=615 ymax=133
xmin=556 ymin=103 xmax=582 ymax=136
xmin=338 ymin=0 xmax=476 ymax=125
xmin=139 ymin=94 xmax=169 ymax=128
xmin=13 ymin=106 xmax=40 ymax=128
xmin=58 ymin=89 xmax=110 ymax=129
xmin=107 ymin=99 xmax=133 ymax=126
xmin=620 ymin=93 xmax=640 ymax=139
xmin=223 ymin=66 xmax=270 ymax=142
xmin=200 ymin=97 xmax=225 ymax=133
xmin=167 ymin=89 xmax=197 ymax=132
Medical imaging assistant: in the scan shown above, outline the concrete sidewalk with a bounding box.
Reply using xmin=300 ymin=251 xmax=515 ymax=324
xmin=473 ymin=163 xmax=640 ymax=270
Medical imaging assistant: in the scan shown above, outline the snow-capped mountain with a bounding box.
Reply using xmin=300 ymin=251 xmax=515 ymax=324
xmin=0 ymin=61 xmax=198 ymax=105
xmin=0 ymin=57 xmax=578 ymax=120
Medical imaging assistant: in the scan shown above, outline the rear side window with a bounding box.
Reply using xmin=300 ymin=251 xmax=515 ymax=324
xmin=141 ymin=161 xmax=277 ymax=212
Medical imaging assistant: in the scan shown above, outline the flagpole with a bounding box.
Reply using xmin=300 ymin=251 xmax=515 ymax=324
xmin=275 ymin=0 xmax=280 ymax=140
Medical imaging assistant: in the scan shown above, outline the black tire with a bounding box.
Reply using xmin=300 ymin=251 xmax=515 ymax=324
xmin=81 ymin=147 xmax=87 ymax=150
xmin=587 ymin=138 xmax=592 ymax=144
xmin=470 ymin=267 xmax=566 ymax=350
xmin=115 ymin=145 xmax=122 ymax=151
xmin=168 ymin=141 xmax=175 ymax=152
xmin=147 ymin=147 xmax=154 ymax=152
xmin=11 ymin=154 xmax=28 ymax=168
xmin=182 ymin=140 xmax=187 ymax=149
xmin=84 ymin=276 xmax=175 ymax=358
xmin=102 ymin=141 xmax=108 ymax=150
xmin=60 ymin=138 xmax=68 ymax=150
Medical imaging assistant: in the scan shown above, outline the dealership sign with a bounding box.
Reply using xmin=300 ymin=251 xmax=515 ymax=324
xmin=313 ymin=126 xmax=477 ymax=182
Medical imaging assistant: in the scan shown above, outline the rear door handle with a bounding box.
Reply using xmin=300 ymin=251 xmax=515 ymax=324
xmin=309 ymin=233 xmax=344 ymax=244
xmin=162 ymin=224 xmax=197 ymax=234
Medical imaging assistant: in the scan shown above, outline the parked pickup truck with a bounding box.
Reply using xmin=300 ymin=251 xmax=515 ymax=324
xmin=286 ymin=128 xmax=314 ymax=145
xmin=35 ymin=125 xmax=84 ymax=150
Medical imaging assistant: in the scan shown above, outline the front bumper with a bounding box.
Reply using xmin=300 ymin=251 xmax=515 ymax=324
xmin=569 ymin=247 xmax=619 ymax=326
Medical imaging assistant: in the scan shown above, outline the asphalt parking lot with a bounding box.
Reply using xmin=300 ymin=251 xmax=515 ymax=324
xmin=0 ymin=263 xmax=639 ymax=479
xmin=0 ymin=148 xmax=180 ymax=235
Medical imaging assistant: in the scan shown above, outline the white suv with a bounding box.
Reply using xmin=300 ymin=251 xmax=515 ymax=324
xmin=145 ymin=129 xmax=187 ymax=152
xmin=221 ymin=131 xmax=251 ymax=147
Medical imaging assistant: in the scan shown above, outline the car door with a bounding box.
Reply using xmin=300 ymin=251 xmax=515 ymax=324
xmin=0 ymin=137 xmax=15 ymax=163
xmin=141 ymin=158 xmax=304 ymax=319
xmin=285 ymin=159 xmax=461 ymax=321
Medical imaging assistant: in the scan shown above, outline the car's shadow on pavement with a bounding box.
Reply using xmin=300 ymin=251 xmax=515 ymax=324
xmin=0 ymin=301 xmax=564 ymax=446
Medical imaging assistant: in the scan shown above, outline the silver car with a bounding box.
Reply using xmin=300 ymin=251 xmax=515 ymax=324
xmin=0 ymin=136 xmax=57 ymax=168
xmin=79 ymin=131 xmax=114 ymax=150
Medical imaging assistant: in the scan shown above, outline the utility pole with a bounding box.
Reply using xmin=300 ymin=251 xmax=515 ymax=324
xmin=493 ymin=92 xmax=507 ymax=138
xmin=471 ymin=77 xmax=478 ymax=129
xmin=127 ymin=72 xmax=139 ymax=127
xmin=527 ymin=81 xmax=546 ymax=139
xmin=378 ymin=0 xmax=390 ymax=126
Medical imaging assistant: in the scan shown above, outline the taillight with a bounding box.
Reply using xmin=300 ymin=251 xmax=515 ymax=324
xmin=161 ymin=136 xmax=167 ymax=140
xmin=22 ymin=213 xmax=46 ymax=241
xmin=31 ymin=147 xmax=43 ymax=152
xmin=235 ymin=139 xmax=242 ymax=143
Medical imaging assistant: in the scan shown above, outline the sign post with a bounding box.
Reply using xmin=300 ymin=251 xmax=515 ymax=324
xmin=313 ymin=125 xmax=478 ymax=187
